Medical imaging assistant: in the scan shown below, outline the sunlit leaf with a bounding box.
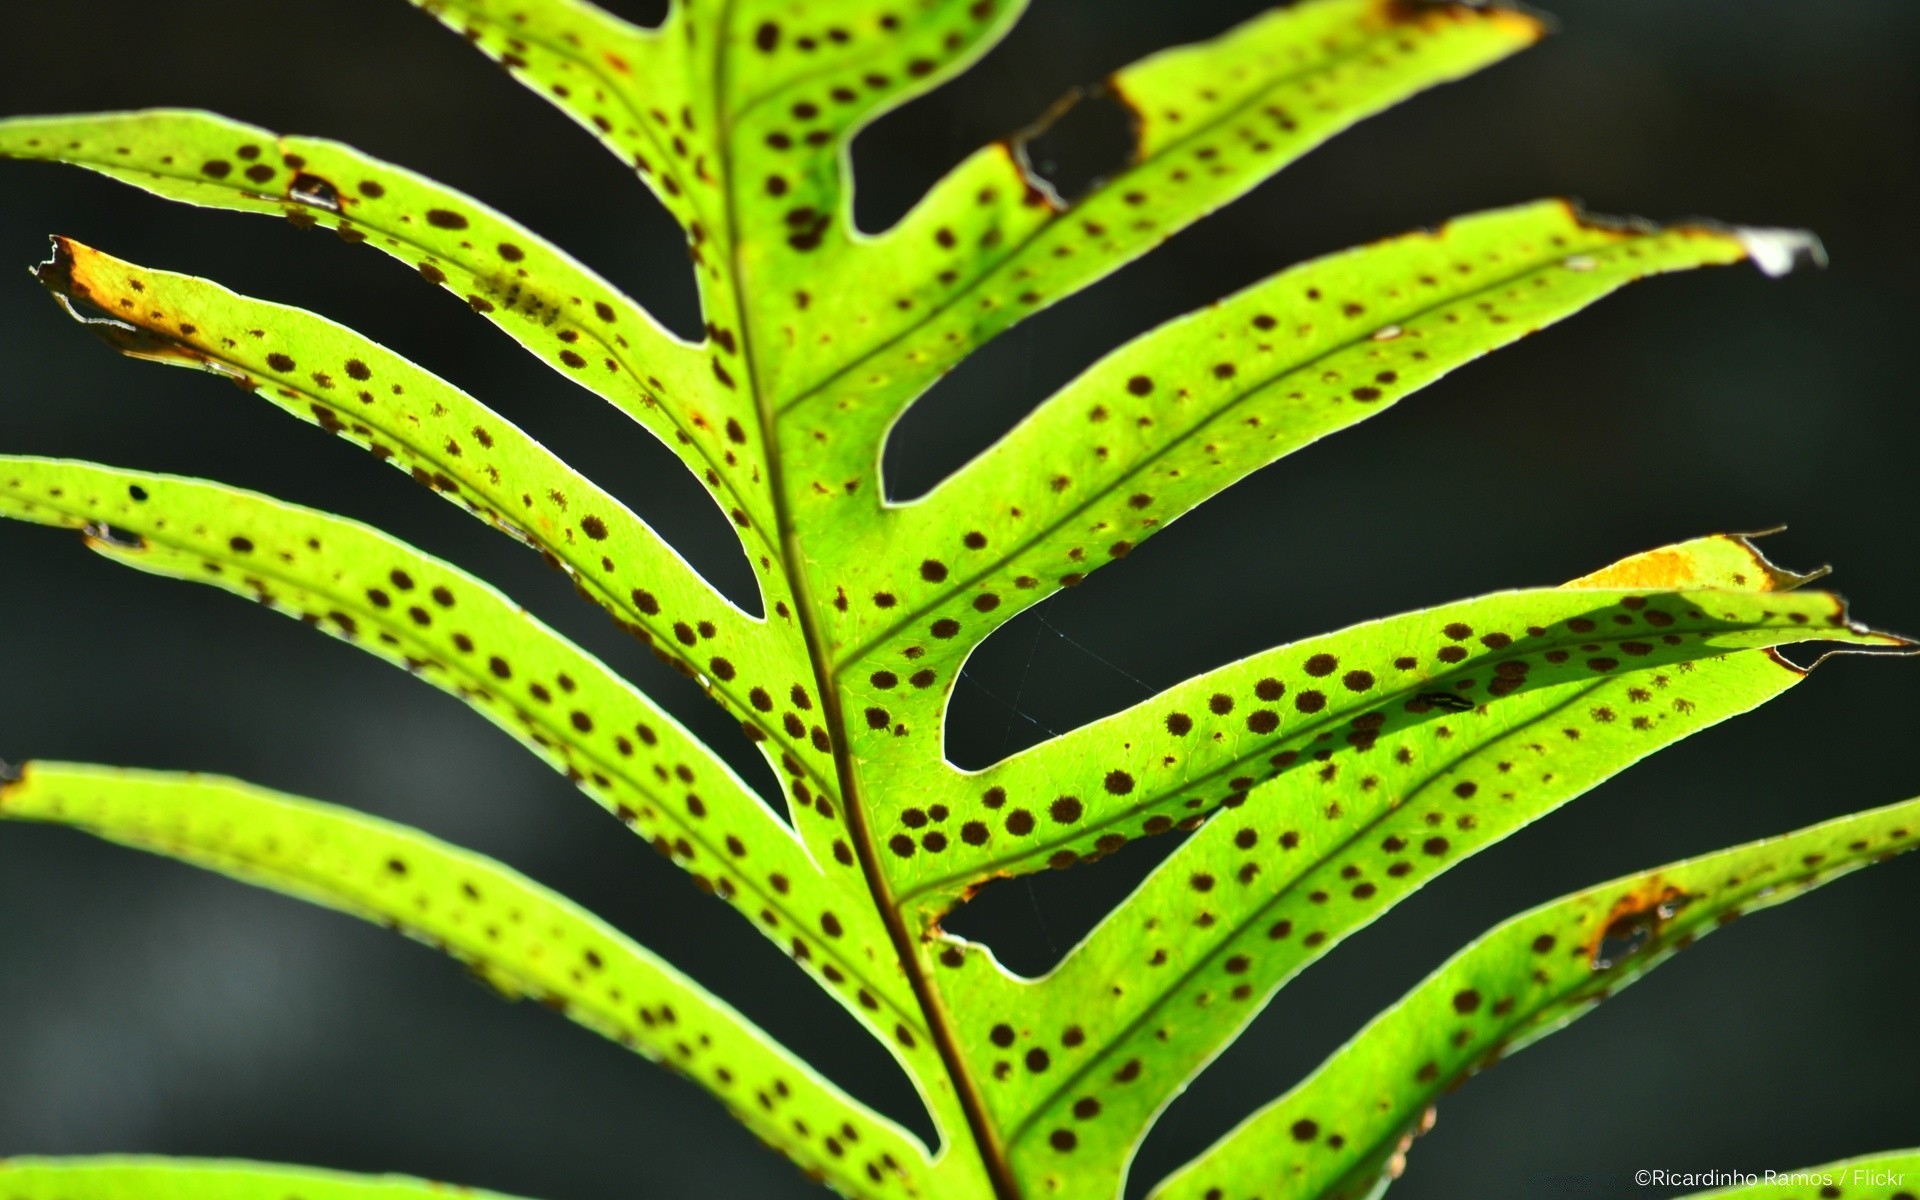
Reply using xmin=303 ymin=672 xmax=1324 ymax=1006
xmin=409 ymin=0 xmax=1025 ymax=303
xmin=909 ymin=541 xmax=1899 ymax=1197
xmin=882 ymin=540 xmax=1891 ymax=920
xmin=3 ymin=0 xmax=1901 ymax=1196
xmin=827 ymin=204 xmax=1801 ymax=729
xmin=33 ymin=236 xmax=841 ymax=831
xmin=775 ymin=0 xmax=1546 ymax=496
xmin=1148 ymin=798 xmax=1920 ymax=1200
xmin=0 ymin=456 xmax=940 ymax=1083
xmin=0 ymin=1157 xmax=531 ymax=1199
xmin=1680 ymin=1152 xmax=1920 ymax=1200
xmin=0 ymin=109 xmax=777 ymax=539
xmin=0 ymin=763 xmax=935 ymax=1196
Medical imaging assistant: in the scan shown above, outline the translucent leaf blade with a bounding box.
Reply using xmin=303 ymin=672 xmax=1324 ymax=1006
xmin=829 ymin=203 xmax=1790 ymax=729
xmin=0 ymin=763 xmax=935 ymax=1195
xmin=33 ymin=236 xmax=847 ymax=826
xmin=0 ymin=457 xmax=941 ymax=1078
xmin=1682 ymin=1152 xmax=1920 ymax=1199
xmin=0 ymin=1157 xmax=533 ymax=1199
xmin=775 ymin=0 xmax=1544 ymax=489
xmin=0 ymin=111 xmax=781 ymax=536
xmin=916 ymin=541 xmax=1902 ymax=1196
xmin=882 ymin=572 xmax=1893 ymax=917
xmin=1146 ymin=798 xmax=1920 ymax=1200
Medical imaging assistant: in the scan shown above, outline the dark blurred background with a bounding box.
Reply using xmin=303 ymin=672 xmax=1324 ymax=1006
xmin=2 ymin=2 xmax=1916 ymax=1197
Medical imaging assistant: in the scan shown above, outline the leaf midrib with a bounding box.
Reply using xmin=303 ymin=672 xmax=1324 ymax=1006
xmin=713 ymin=0 xmax=1024 ymax=1189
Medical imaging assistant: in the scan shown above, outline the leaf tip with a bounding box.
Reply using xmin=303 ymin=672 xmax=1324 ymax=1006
xmin=28 ymin=233 xmax=76 ymax=290
xmin=1720 ymin=527 xmax=1832 ymax=592
xmin=1734 ymin=225 xmax=1827 ymax=277
xmin=30 ymin=238 xmax=212 ymax=370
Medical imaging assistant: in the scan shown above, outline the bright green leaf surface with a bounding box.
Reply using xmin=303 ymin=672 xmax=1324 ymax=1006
xmin=409 ymin=0 xmax=1024 ymax=304
xmin=1148 ymin=799 xmax=1920 ymax=1200
xmin=0 ymin=108 xmax=780 ymax=541
xmin=0 ymin=764 xmax=935 ymax=1197
xmin=33 ymin=236 xmax=848 ymax=836
xmin=883 ymin=566 xmax=1889 ymax=919
xmin=775 ymin=0 xmax=1544 ymax=496
xmin=827 ymin=203 xmax=1781 ymax=728
xmin=917 ymin=589 xmax=1895 ymax=1195
xmin=1684 ymin=1152 xmax=1920 ymax=1200
xmin=0 ymin=457 xmax=943 ymax=1085
xmin=2 ymin=1 xmax=1898 ymax=1197
xmin=0 ymin=1157 xmax=532 ymax=1199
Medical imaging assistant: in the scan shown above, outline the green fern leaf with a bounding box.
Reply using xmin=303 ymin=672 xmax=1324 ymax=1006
xmin=31 ymin=236 xmax=843 ymax=826
xmin=879 ymin=532 xmax=1875 ymax=920
xmin=0 ymin=764 xmax=934 ymax=1195
xmin=2 ymin=1 xmax=1908 ymax=1197
xmin=0 ymin=109 xmax=712 ymax=442
xmin=1148 ymin=797 xmax=1920 ymax=1200
xmin=0 ymin=457 xmax=935 ymax=1074
xmin=0 ymin=1157 xmax=531 ymax=1199
xmin=1680 ymin=1152 xmax=1920 ymax=1199
xmin=838 ymin=202 xmax=1788 ymax=732
xmin=918 ymin=539 xmax=1895 ymax=1197
xmin=775 ymin=0 xmax=1544 ymax=484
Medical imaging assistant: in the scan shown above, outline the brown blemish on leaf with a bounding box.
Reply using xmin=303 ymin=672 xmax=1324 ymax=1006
xmin=33 ymin=238 xmax=212 ymax=369
xmin=1587 ymin=881 xmax=1693 ymax=970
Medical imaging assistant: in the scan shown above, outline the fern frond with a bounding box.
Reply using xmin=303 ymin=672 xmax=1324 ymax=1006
xmin=1150 ymin=798 xmax=1920 ymax=1200
xmin=0 ymin=764 xmax=935 ymax=1196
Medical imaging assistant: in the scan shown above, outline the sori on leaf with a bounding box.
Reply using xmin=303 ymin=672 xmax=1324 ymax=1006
xmin=0 ymin=1 xmax=1911 ymax=1198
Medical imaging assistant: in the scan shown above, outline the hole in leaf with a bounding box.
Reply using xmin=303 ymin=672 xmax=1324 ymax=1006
xmin=1011 ymin=86 xmax=1139 ymax=208
xmin=946 ymin=597 xmax=1162 ymax=770
xmin=943 ymin=829 xmax=1188 ymax=979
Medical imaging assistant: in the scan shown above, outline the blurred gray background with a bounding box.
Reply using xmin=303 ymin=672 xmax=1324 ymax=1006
xmin=1 ymin=1 xmax=1915 ymax=1197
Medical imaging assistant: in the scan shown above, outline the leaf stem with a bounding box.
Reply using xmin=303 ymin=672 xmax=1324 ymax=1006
xmin=710 ymin=1 xmax=1019 ymax=1191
